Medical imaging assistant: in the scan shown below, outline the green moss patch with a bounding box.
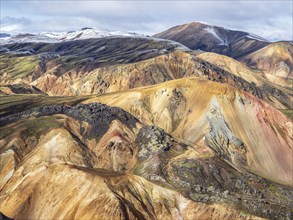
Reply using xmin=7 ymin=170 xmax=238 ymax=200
xmin=0 ymin=55 xmax=39 ymax=79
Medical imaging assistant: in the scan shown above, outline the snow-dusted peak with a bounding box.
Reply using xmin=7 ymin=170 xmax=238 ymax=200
xmin=246 ymin=32 xmax=268 ymax=42
xmin=0 ymin=27 xmax=147 ymax=44
xmin=0 ymin=33 xmax=59 ymax=44
xmin=42 ymin=27 xmax=147 ymax=41
xmin=44 ymin=27 xmax=114 ymax=41
xmin=203 ymin=26 xmax=268 ymax=46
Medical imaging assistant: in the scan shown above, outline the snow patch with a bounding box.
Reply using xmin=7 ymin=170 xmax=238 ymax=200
xmin=204 ymin=27 xmax=229 ymax=46
xmin=246 ymin=33 xmax=268 ymax=42
xmin=0 ymin=27 xmax=190 ymax=53
xmin=151 ymin=37 xmax=190 ymax=51
xmin=0 ymin=27 xmax=148 ymax=44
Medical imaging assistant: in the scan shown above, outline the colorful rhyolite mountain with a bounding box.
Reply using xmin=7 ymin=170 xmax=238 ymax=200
xmin=0 ymin=22 xmax=292 ymax=219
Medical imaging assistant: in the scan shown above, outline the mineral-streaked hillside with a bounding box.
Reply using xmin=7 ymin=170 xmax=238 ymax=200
xmin=0 ymin=37 xmax=187 ymax=89
xmin=85 ymin=77 xmax=293 ymax=186
xmin=1 ymin=22 xmax=293 ymax=220
xmin=0 ymin=94 xmax=292 ymax=219
xmin=154 ymin=22 xmax=292 ymax=90
xmin=0 ymin=84 xmax=46 ymax=95
xmin=197 ymin=51 xmax=293 ymax=89
xmin=153 ymin=22 xmax=269 ymax=58
xmin=240 ymin=42 xmax=293 ymax=87
xmin=0 ymin=44 xmax=291 ymax=110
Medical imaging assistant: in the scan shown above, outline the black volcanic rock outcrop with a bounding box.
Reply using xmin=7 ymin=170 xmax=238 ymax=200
xmin=0 ymin=103 xmax=139 ymax=140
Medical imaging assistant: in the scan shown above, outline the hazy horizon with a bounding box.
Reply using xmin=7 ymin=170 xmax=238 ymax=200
xmin=1 ymin=0 xmax=292 ymax=41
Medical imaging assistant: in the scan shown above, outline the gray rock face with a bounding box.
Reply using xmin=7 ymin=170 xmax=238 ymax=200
xmin=134 ymin=125 xmax=185 ymax=186
xmin=205 ymin=106 xmax=247 ymax=168
xmin=166 ymin=157 xmax=293 ymax=219
xmin=135 ymin=125 xmax=174 ymax=160
xmin=133 ymin=123 xmax=293 ymax=219
xmin=167 ymin=89 xmax=187 ymax=131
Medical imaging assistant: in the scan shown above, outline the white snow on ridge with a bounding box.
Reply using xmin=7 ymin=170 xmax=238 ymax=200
xmin=49 ymin=27 xmax=115 ymax=41
xmin=0 ymin=27 xmax=147 ymax=45
xmin=203 ymin=26 xmax=269 ymax=45
xmin=204 ymin=27 xmax=229 ymax=46
xmin=246 ymin=32 xmax=269 ymax=42
xmin=0 ymin=27 xmax=190 ymax=52
xmin=0 ymin=34 xmax=59 ymax=44
xmin=150 ymin=36 xmax=190 ymax=51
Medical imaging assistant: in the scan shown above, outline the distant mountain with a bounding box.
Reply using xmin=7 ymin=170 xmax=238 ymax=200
xmin=0 ymin=27 xmax=146 ymax=44
xmin=240 ymin=41 xmax=293 ymax=87
xmin=42 ymin=27 xmax=145 ymax=41
xmin=153 ymin=22 xmax=270 ymax=58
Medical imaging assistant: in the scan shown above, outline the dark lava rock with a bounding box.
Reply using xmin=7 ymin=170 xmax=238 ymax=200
xmin=0 ymin=212 xmax=13 ymax=220
xmin=135 ymin=125 xmax=174 ymax=160
xmin=0 ymin=103 xmax=139 ymax=140
xmin=167 ymin=156 xmax=293 ymax=219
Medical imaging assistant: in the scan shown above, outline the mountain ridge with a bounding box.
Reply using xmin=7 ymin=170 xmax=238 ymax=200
xmin=0 ymin=21 xmax=292 ymax=220
xmin=0 ymin=27 xmax=147 ymax=44
xmin=0 ymin=95 xmax=292 ymax=219
xmin=153 ymin=21 xmax=276 ymax=58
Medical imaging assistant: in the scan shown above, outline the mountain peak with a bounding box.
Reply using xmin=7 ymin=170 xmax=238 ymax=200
xmin=0 ymin=27 xmax=146 ymax=44
xmin=154 ymin=22 xmax=269 ymax=57
xmin=188 ymin=21 xmax=213 ymax=26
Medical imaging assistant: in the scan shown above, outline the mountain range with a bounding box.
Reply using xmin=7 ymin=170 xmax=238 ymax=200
xmin=0 ymin=22 xmax=292 ymax=219
xmin=0 ymin=27 xmax=146 ymax=44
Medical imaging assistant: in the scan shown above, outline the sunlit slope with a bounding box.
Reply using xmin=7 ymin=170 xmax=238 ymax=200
xmin=197 ymin=51 xmax=293 ymax=96
xmin=241 ymin=42 xmax=293 ymax=87
xmin=0 ymin=98 xmax=291 ymax=219
xmin=197 ymin=52 xmax=263 ymax=84
xmin=85 ymin=77 xmax=293 ymax=186
xmin=1 ymin=42 xmax=291 ymax=109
